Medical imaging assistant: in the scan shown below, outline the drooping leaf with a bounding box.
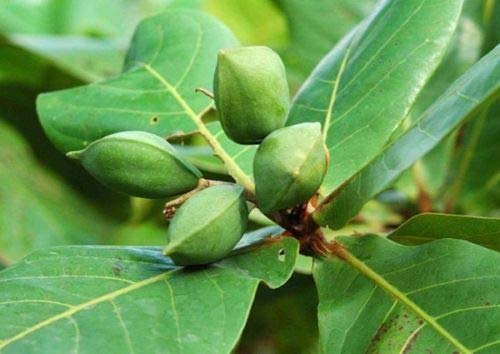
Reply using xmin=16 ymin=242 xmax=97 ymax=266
xmin=314 ymin=235 xmax=500 ymax=353
xmin=314 ymin=44 xmax=500 ymax=229
xmin=274 ymin=0 xmax=376 ymax=89
xmin=0 ymin=0 xmax=151 ymax=82
xmin=37 ymin=10 xmax=238 ymax=153
xmin=0 ymin=232 xmax=299 ymax=353
xmin=0 ymin=120 xmax=111 ymax=265
xmin=8 ymin=34 xmax=126 ymax=83
xmin=0 ymin=0 xmax=129 ymax=36
xmin=287 ymin=0 xmax=463 ymax=195
xmin=388 ymin=213 xmax=500 ymax=251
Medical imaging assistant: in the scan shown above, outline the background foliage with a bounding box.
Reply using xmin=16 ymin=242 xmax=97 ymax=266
xmin=0 ymin=0 xmax=498 ymax=353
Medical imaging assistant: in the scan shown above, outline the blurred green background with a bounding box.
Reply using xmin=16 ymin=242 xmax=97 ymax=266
xmin=0 ymin=0 xmax=498 ymax=352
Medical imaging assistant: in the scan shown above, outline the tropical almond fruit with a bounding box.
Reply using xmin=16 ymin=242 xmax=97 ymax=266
xmin=214 ymin=46 xmax=290 ymax=144
xmin=163 ymin=184 xmax=248 ymax=266
xmin=67 ymin=131 xmax=202 ymax=198
xmin=254 ymin=123 xmax=328 ymax=213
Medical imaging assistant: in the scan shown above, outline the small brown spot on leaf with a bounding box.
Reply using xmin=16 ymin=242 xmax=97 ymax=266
xmin=112 ymin=260 xmax=125 ymax=276
xmin=370 ymin=323 xmax=388 ymax=345
xmin=150 ymin=116 xmax=159 ymax=124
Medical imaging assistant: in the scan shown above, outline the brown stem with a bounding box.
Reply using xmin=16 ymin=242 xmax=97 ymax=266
xmin=195 ymin=87 xmax=214 ymax=99
xmin=163 ymin=178 xmax=231 ymax=219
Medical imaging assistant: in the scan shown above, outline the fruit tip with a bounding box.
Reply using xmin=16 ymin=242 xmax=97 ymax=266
xmin=66 ymin=150 xmax=82 ymax=160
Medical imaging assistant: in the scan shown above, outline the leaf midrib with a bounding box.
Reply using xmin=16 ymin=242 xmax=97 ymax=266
xmin=335 ymin=242 xmax=472 ymax=354
xmin=0 ymin=271 xmax=175 ymax=351
xmin=142 ymin=63 xmax=256 ymax=195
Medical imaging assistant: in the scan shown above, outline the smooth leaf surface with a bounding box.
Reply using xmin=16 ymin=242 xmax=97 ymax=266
xmin=388 ymin=213 xmax=500 ymax=251
xmin=314 ymin=235 xmax=500 ymax=353
xmin=0 ymin=120 xmax=110 ymax=265
xmin=315 ymin=44 xmax=500 ymax=229
xmin=0 ymin=232 xmax=299 ymax=354
xmin=275 ymin=0 xmax=376 ymax=89
xmin=287 ymin=0 xmax=463 ymax=195
xmin=403 ymin=1 xmax=486 ymax=198
xmin=37 ymin=10 xmax=238 ymax=153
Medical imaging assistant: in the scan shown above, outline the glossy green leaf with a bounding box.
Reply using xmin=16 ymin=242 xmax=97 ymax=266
xmin=0 ymin=232 xmax=299 ymax=353
xmin=287 ymin=0 xmax=463 ymax=195
xmin=314 ymin=235 xmax=500 ymax=353
xmin=388 ymin=213 xmax=500 ymax=251
xmin=0 ymin=120 xmax=110 ymax=265
xmin=403 ymin=1 xmax=486 ymax=198
xmin=403 ymin=0 xmax=486 ymax=127
xmin=275 ymin=0 xmax=376 ymax=89
xmin=314 ymin=45 xmax=500 ymax=229
xmin=37 ymin=10 xmax=238 ymax=152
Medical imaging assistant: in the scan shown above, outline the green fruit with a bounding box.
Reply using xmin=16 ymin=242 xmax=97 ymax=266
xmin=214 ymin=46 xmax=290 ymax=144
xmin=67 ymin=131 xmax=202 ymax=198
xmin=254 ymin=123 xmax=328 ymax=213
xmin=164 ymin=185 xmax=248 ymax=266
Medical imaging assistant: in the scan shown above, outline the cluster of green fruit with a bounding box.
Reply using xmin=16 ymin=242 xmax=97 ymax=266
xmin=68 ymin=46 xmax=328 ymax=266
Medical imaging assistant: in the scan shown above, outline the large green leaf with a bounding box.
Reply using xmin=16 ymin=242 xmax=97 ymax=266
xmin=314 ymin=45 xmax=500 ymax=229
xmin=275 ymin=0 xmax=376 ymax=89
xmin=0 ymin=231 xmax=299 ymax=354
xmin=403 ymin=0 xmax=486 ymax=199
xmin=0 ymin=120 xmax=110 ymax=265
xmin=287 ymin=0 xmax=463 ymax=195
xmin=388 ymin=213 xmax=500 ymax=251
xmin=314 ymin=235 xmax=500 ymax=353
xmin=37 ymin=10 xmax=238 ymax=153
